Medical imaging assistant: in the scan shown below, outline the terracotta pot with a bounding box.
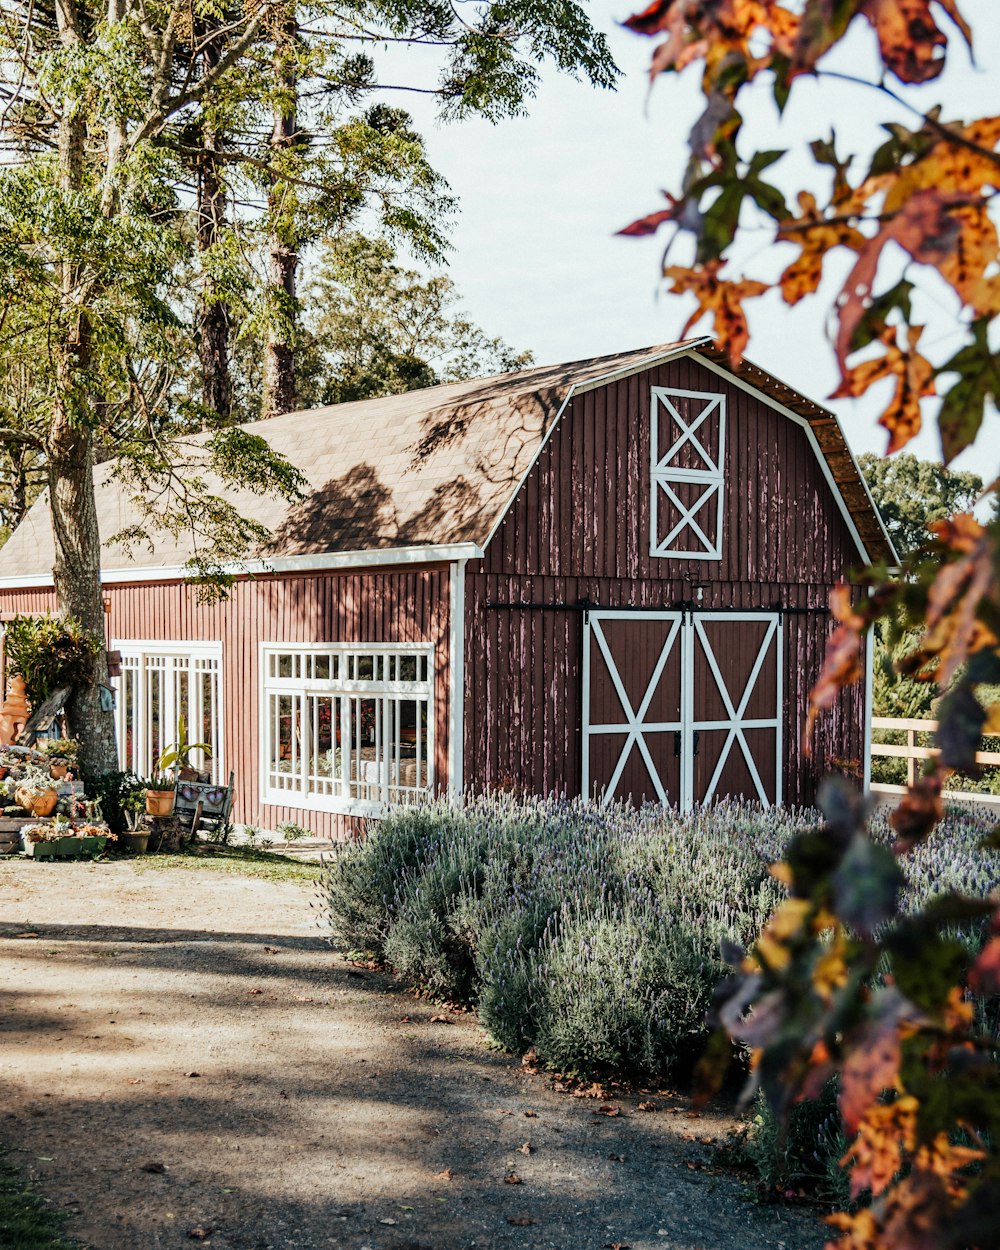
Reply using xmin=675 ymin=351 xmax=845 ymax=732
xmin=15 ymin=788 xmax=59 ymax=817
xmin=145 ymin=789 xmax=175 ymax=818
xmin=50 ymin=762 xmax=68 ymax=780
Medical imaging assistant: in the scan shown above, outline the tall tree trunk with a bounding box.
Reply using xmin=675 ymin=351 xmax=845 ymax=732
xmin=261 ymin=7 xmax=299 ymax=420
xmin=196 ymin=34 xmax=232 ymax=420
xmin=197 ymin=137 xmax=232 ymax=419
xmin=51 ymin=0 xmax=117 ymax=776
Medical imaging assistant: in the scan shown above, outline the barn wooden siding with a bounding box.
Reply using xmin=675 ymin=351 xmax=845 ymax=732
xmin=463 ymin=357 xmax=866 ymax=807
xmin=0 ymin=566 xmax=451 ymax=838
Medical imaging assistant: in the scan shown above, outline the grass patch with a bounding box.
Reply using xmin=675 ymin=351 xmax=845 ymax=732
xmin=134 ymin=843 xmax=319 ymax=883
xmin=0 ymin=1148 xmax=77 ymax=1249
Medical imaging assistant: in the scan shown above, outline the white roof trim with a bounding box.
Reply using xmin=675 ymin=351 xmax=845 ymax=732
xmin=0 ymin=542 xmax=484 ymax=590
xmin=478 ymin=338 xmax=711 ymax=554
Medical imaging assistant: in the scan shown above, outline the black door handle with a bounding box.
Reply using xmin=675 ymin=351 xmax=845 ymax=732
xmin=693 ymin=731 xmax=700 ymax=757
xmin=673 ymin=731 xmax=681 ymax=757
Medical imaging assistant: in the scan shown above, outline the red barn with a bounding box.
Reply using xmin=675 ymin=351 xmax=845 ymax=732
xmin=0 ymin=341 xmax=893 ymax=836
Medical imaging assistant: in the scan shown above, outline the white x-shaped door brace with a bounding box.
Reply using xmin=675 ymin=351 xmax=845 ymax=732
xmin=691 ymin=616 xmax=779 ymax=806
xmin=583 ymin=612 xmax=782 ymax=812
xmin=586 ymin=614 xmax=683 ymax=806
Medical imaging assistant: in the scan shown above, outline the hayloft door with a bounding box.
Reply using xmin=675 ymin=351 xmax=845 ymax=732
xmin=582 ymin=610 xmax=782 ymax=811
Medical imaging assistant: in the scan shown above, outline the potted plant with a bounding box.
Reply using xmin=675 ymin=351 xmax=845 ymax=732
xmin=120 ymin=808 xmax=150 ymax=855
xmin=143 ymin=775 xmax=176 ymax=818
xmin=38 ymin=737 xmax=79 ymax=780
xmin=10 ymin=767 xmax=59 ymax=817
xmin=157 ymin=717 xmax=212 ymax=783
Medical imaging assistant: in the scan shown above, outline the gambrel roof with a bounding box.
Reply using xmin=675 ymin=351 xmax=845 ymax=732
xmin=0 ymin=340 xmax=895 ymax=585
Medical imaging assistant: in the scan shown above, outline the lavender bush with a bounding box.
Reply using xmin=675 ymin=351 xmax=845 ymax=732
xmin=318 ymin=794 xmax=999 ymax=1080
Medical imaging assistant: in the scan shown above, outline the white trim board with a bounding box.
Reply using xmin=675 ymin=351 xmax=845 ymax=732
xmin=0 ymin=542 xmax=484 ymax=591
xmin=447 ymin=559 xmax=467 ymax=798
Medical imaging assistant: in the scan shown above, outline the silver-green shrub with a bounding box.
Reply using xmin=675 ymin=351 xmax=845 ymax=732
xmin=317 ymin=794 xmax=999 ymax=1080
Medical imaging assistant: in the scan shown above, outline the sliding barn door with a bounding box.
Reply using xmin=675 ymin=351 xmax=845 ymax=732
xmin=582 ymin=610 xmax=782 ymax=810
xmin=688 ymin=613 xmax=782 ymax=807
xmin=582 ymin=612 xmax=684 ymax=806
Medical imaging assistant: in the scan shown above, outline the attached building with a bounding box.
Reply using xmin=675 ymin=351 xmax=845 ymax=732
xmin=0 ymin=340 xmax=894 ymax=834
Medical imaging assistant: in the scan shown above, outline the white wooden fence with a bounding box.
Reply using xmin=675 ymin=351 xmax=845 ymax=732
xmin=871 ymin=716 xmax=1000 ymax=795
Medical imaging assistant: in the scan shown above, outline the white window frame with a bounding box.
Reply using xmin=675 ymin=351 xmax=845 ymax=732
xmin=649 ymin=386 xmax=726 ymax=560
xmin=111 ymin=640 xmax=223 ymax=781
xmin=259 ymin=642 xmax=435 ymax=818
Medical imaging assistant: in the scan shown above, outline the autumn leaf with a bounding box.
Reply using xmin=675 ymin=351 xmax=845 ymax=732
xmin=834 ymin=188 xmax=965 ymax=374
xmin=889 ymin=774 xmax=943 ymax=851
xmin=860 ymin=0 xmax=972 ymax=85
xmin=831 ymin=325 xmax=936 ymax=453
xmin=934 ymin=683 xmax=986 ymax=771
xmin=622 ymin=0 xmax=675 ymax=37
xmin=804 ymin=585 xmax=867 ymax=751
xmin=839 ymin=992 xmax=906 ymax=1135
xmin=665 ymin=260 xmax=768 ymax=365
xmin=843 ymin=1095 xmax=918 ymax=1199
xmin=831 ymin=835 xmax=904 ymax=936
xmin=504 ymin=1171 xmax=523 ymax=1184
xmin=777 ymin=191 xmax=864 ymax=304
xmin=923 ymin=514 xmax=996 ymax=686
xmin=616 ymin=192 xmax=685 ymax=238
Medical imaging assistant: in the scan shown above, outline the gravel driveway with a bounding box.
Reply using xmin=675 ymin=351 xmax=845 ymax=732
xmin=0 ymin=858 xmax=823 ymax=1250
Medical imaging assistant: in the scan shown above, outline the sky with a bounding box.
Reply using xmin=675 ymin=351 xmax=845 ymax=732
xmin=381 ymin=0 xmax=1000 ymax=480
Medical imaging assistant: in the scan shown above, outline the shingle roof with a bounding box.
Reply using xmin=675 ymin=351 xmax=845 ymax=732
xmin=0 ymin=340 xmax=894 ymax=581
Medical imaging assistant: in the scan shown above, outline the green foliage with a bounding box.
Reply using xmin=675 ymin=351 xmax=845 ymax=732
xmin=231 ymin=232 xmax=534 ymax=419
xmin=738 ymin=1079 xmax=851 ymax=1208
xmin=156 ymin=715 xmax=212 ymax=773
xmin=82 ymin=770 xmax=145 ymax=835
xmin=321 ymin=796 xmax=999 ymax=1086
xmin=276 ymin=820 xmax=312 ymax=842
xmin=321 ymin=795 xmax=802 ymax=1079
xmin=3 ymin=613 xmax=100 ymax=706
xmin=858 ymin=453 xmax=983 ymax=559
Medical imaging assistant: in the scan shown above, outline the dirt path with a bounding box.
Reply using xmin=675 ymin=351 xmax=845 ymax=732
xmin=0 ymin=859 xmax=822 ymax=1250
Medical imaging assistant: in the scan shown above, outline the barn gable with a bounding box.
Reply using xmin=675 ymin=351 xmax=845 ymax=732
xmin=460 ymin=348 xmax=891 ymax=811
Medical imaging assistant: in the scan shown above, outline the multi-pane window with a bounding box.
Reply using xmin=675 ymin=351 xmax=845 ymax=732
xmin=650 ymin=386 xmax=726 ymax=560
xmin=261 ymin=644 xmax=434 ymax=815
xmin=112 ymin=642 xmax=222 ymax=780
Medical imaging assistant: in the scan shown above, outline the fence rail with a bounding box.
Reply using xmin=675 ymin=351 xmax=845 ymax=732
xmin=871 ymin=716 xmax=1000 ymax=787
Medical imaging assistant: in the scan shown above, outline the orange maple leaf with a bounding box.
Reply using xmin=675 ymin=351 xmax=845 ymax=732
xmin=831 ymin=325 xmax=936 ymax=453
xmin=664 ymin=260 xmax=768 ymax=365
xmin=777 ymin=192 xmax=866 ymax=305
xmin=844 ymin=1095 xmax=918 ymax=1200
xmin=921 ymin=514 xmax=996 ymax=687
